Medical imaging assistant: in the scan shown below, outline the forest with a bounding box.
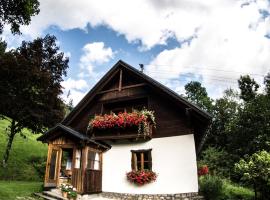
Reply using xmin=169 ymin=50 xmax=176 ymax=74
xmin=185 ymin=75 xmax=270 ymax=199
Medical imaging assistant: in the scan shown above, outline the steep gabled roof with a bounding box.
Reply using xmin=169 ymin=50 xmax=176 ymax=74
xmin=62 ymin=60 xmax=211 ymax=126
xmin=37 ymin=123 xmax=110 ymax=149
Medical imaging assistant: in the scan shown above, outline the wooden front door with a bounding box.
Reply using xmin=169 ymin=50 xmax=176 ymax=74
xmin=84 ymin=150 xmax=102 ymax=193
xmin=45 ymin=146 xmax=61 ymax=187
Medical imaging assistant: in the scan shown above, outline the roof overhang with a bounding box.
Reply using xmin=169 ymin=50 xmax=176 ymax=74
xmin=37 ymin=124 xmax=111 ymax=150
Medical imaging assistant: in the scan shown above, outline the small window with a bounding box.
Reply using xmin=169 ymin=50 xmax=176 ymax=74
xmin=87 ymin=150 xmax=101 ymax=170
xmin=74 ymin=149 xmax=82 ymax=169
xmin=131 ymin=149 xmax=152 ymax=171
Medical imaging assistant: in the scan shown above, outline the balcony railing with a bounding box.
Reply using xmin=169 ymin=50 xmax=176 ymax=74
xmin=90 ymin=123 xmax=153 ymax=142
xmin=87 ymin=110 xmax=155 ymax=142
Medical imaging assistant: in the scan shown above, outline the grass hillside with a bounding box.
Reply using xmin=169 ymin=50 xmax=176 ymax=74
xmin=0 ymin=119 xmax=48 ymax=181
xmin=0 ymin=181 xmax=43 ymax=200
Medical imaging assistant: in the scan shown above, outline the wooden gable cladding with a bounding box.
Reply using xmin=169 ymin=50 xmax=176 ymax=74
xmin=61 ymin=60 xmax=211 ymax=151
xmin=50 ymin=135 xmax=75 ymax=145
xmin=98 ymin=84 xmax=147 ymax=102
xmin=66 ymin=67 xmax=193 ymax=139
xmin=68 ymin=68 xmax=150 ymax=134
xmin=148 ymin=91 xmax=193 ymax=138
xmin=99 ymin=67 xmax=144 ymax=92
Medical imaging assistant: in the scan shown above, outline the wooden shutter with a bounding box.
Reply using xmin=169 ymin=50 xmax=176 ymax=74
xmin=131 ymin=152 xmax=137 ymax=171
xmin=147 ymin=150 xmax=152 ymax=170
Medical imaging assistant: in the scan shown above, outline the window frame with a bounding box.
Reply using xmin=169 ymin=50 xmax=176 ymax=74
xmin=87 ymin=149 xmax=102 ymax=171
xmin=131 ymin=149 xmax=152 ymax=171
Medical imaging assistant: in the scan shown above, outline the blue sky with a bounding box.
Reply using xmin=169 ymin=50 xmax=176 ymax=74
xmin=2 ymin=0 xmax=270 ymax=105
xmin=48 ymin=24 xmax=179 ymax=78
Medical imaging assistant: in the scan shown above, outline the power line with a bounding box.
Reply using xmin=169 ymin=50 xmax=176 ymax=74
xmin=146 ymin=70 xmax=240 ymax=82
xmin=150 ymin=76 xmax=238 ymax=85
xmin=144 ymin=64 xmax=267 ymax=77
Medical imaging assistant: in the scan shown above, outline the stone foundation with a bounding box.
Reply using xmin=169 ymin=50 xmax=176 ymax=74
xmin=100 ymin=192 xmax=204 ymax=200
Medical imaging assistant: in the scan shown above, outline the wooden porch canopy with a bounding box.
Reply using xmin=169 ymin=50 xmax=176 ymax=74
xmin=37 ymin=123 xmax=111 ymax=150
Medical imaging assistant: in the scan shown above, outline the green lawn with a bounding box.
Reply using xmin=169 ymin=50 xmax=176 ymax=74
xmin=0 ymin=181 xmax=43 ymax=200
xmin=0 ymin=119 xmax=48 ymax=181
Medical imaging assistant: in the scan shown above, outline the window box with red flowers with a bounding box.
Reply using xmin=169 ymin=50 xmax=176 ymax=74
xmin=88 ymin=109 xmax=156 ymax=137
xmin=126 ymin=170 xmax=157 ymax=185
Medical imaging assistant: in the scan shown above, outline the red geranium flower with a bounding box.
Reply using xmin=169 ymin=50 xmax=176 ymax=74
xmin=198 ymin=165 xmax=209 ymax=176
xmin=126 ymin=170 xmax=157 ymax=185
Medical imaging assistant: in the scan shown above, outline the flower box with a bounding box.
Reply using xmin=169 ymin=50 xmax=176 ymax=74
xmin=88 ymin=109 xmax=156 ymax=137
xmin=126 ymin=170 xmax=157 ymax=185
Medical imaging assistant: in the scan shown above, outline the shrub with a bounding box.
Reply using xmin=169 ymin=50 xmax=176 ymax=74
xmin=28 ymin=155 xmax=47 ymax=179
xmin=199 ymin=175 xmax=223 ymax=200
xmin=199 ymin=147 xmax=232 ymax=177
xmin=221 ymin=180 xmax=254 ymax=200
xmin=234 ymin=150 xmax=270 ymax=199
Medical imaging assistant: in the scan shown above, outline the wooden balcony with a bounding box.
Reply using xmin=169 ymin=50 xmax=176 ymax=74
xmin=90 ymin=123 xmax=153 ymax=143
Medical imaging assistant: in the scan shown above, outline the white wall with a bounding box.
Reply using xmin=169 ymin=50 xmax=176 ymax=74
xmin=102 ymin=134 xmax=198 ymax=194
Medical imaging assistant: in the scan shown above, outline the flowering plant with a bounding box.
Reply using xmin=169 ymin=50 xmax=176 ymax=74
xmin=198 ymin=165 xmax=209 ymax=176
xmin=60 ymin=183 xmax=71 ymax=192
xmin=126 ymin=170 xmax=157 ymax=185
xmin=88 ymin=109 xmax=155 ymax=135
xmin=68 ymin=189 xmax=77 ymax=198
xmin=60 ymin=184 xmax=77 ymax=198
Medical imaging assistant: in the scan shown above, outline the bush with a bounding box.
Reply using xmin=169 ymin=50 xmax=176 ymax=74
xmin=221 ymin=180 xmax=254 ymax=200
xmin=28 ymin=155 xmax=47 ymax=179
xmin=199 ymin=147 xmax=232 ymax=177
xmin=199 ymin=175 xmax=254 ymax=200
xmin=199 ymin=175 xmax=223 ymax=200
xmin=234 ymin=150 xmax=270 ymax=199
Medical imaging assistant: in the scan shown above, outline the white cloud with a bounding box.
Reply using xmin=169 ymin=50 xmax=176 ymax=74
xmin=2 ymin=0 xmax=270 ymax=98
xmin=64 ymin=51 xmax=71 ymax=58
xmin=62 ymin=78 xmax=88 ymax=91
xmin=64 ymin=90 xmax=87 ymax=106
xmin=10 ymin=0 xmax=229 ymax=49
xmin=79 ymin=42 xmax=115 ymax=76
xmin=146 ymin=0 xmax=270 ymax=98
xmin=61 ymin=78 xmax=89 ymax=105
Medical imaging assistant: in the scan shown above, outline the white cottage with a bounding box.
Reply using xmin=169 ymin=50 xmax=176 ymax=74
xmin=38 ymin=60 xmax=211 ymax=200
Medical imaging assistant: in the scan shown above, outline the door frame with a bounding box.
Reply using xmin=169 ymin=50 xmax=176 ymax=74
xmin=84 ymin=147 xmax=103 ymax=193
xmin=44 ymin=145 xmax=62 ymax=187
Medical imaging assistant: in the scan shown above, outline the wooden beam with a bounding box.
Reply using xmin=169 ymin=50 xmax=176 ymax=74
xmin=44 ymin=144 xmax=52 ymax=185
xmin=81 ymin=146 xmax=88 ymax=193
xmin=122 ymin=83 xmax=146 ymax=89
xmin=185 ymin=108 xmax=192 ymax=127
xmin=97 ymin=83 xmax=147 ymax=95
xmin=119 ymin=69 xmax=123 ymax=91
xmin=56 ymin=148 xmax=62 ymax=187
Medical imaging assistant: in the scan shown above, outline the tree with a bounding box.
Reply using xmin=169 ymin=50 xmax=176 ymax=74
xmin=0 ymin=35 xmax=69 ymax=167
xmin=264 ymin=73 xmax=270 ymax=95
xmin=206 ymin=89 xmax=239 ymax=149
xmin=184 ymin=81 xmax=213 ymax=112
xmin=0 ymin=38 xmax=7 ymax=55
xmin=238 ymin=75 xmax=259 ymax=102
xmin=0 ymin=0 xmax=40 ymax=34
xmin=227 ymin=93 xmax=270 ymax=157
xmin=235 ymin=151 xmax=270 ymax=199
xmin=199 ymin=147 xmax=232 ymax=177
